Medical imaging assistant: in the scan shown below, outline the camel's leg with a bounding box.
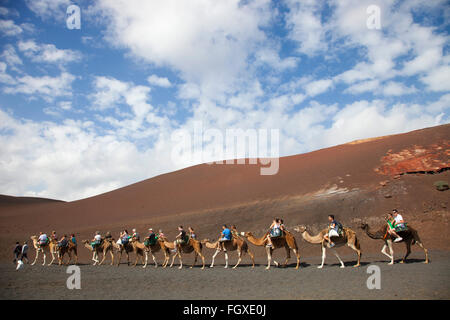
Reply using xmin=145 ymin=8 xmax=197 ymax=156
xmin=178 ymin=252 xmax=183 ymax=269
xmin=347 ymin=243 xmax=361 ymax=267
xmin=265 ymin=247 xmax=272 ymax=270
xmin=381 ymin=243 xmax=394 ymax=265
xmin=92 ymin=251 xmax=99 ymax=265
xmin=162 ymin=251 xmax=169 ymax=268
xmin=232 ymin=250 xmax=241 ymax=269
xmin=292 ymin=248 xmax=300 ymax=269
xmin=152 ymin=253 xmax=158 ymax=268
xmin=48 ymin=250 xmax=56 ymax=266
xmin=415 ymin=241 xmax=429 ymax=263
xmin=99 ymin=250 xmax=107 ymax=265
xmin=248 ymin=249 xmax=255 ymax=268
xmin=117 ymin=250 xmax=122 ymax=267
xmin=210 ymin=249 xmax=220 ymax=268
xmin=331 ymin=248 xmax=345 ymax=268
xmin=190 ymin=252 xmax=198 ymax=269
xmin=142 ymin=252 xmax=148 ymax=268
xmin=318 ymin=246 xmax=326 ymax=269
xmin=281 ymin=245 xmax=291 ymax=267
xmin=199 ymin=252 xmax=205 ymax=269
xmin=110 ymin=250 xmax=114 ymax=265
xmin=169 ymin=251 xmax=177 ymax=268
xmin=31 ymin=249 xmax=39 ymax=266
xmin=133 ymin=253 xmax=139 ymax=267
xmin=224 ymin=251 xmax=229 ymax=269
xmin=400 ymin=242 xmax=412 ymax=263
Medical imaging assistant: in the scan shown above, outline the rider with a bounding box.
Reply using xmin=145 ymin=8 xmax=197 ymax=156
xmin=172 ymin=226 xmax=188 ymax=252
xmin=70 ymin=234 xmax=77 ymax=246
xmin=323 ymin=215 xmax=342 ymax=248
xmin=230 ymin=225 xmax=239 ymax=237
xmin=132 ymin=228 xmax=140 ymax=241
xmin=51 ymin=231 xmax=58 ymax=241
xmin=91 ymin=231 xmax=102 ymax=249
xmin=121 ymin=229 xmax=130 ymax=246
xmin=218 ymin=225 xmax=232 ymax=251
xmin=388 ymin=209 xmax=405 ymax=243
xmin=145 ymin=228 xmax=157 ymax=246
xmin=38 ymin=232 xmax=48 ymax=247
xmin=157 ymin=229 xmax=165 ymax=239
xmin=188 ymin=227 xmax=196 ymax=240
xmin=265 ymin=218 xmax=283 ymax=248
xmin=58 ymin=234 xmax=68 ymax=248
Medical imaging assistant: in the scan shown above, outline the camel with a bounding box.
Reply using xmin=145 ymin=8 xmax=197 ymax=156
xmin=201 ymin=235 xmax=255 ymax=269
xmin=82 ymin=239 xmax=115 ymax=265
xmin=360 ymin=223 xmax=429 ymax=264
xmin=30 ymin=236 xmax=59 ymax=266
xmin=57 ymin=240 xmax=78 ymax=265
xmin=293 ymin=225 xmax=361 ymax=269
xmin=162 ymin=237 xmax=205 ymax=269
xmin=113 ymin=240 xmax=135 ymax=266
xmin=240 ymin=230 xmax=300 ymax=270
xmin=129 ymin=238 xmax=172 ymax=268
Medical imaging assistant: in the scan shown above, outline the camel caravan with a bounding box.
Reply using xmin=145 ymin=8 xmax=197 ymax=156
xmin=25 ymin=210 xmax=429 ymax=269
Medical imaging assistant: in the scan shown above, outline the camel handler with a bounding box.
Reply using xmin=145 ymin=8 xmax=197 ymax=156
xmin=323 ymin=214 xmax=342 ymax=248
xmin=21 ymin=241 xmax=29 ymax=263
xmin=387 ymin=209 xmax=407 ymax=242
xmin=171 ymin=226 xmax=188 ymax=252
xmin=13 ymin=242 xmax=22 ymax=264
xmin=91 ymin=231 xmax=102 ymax=249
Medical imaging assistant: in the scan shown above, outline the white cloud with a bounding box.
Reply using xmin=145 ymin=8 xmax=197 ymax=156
xmin=18 ymin=40 xmax=82 ymax=65
xmin=3 ymin=72 xmax=76 ymax=101
xmin=0 ymin=44 xmax=22 ymax=71
xmin=24 ymin=0 xmax=71 ymax=20
xmin=304 ymin=79 xmax=333 ymax=97
xmin=0 ymin=19 xmax=23 ymax=36
xmin=381 ymin=81 xmax=417 ymax=96
xmin=285 ymin=0 xmax=327 ymax=56
xmin=0 ymin=108 xmax=174 ymax=201
xmin=420 ymin=65 xmax=450 ymax=92
xmin=147 ymin=74 xmax=172 ymax=88
xmin=96 ymin=0 xmax=272 ymax=100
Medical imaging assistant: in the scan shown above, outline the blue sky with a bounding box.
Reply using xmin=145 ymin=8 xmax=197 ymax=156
xmin=0 ymin=0 xmax=449 ymax=201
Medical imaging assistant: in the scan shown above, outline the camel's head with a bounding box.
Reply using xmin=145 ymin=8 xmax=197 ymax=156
xmin=293 ymin=225 xmax=306 ymax=233
xmin=359 ymin=222 xmax=368 ymax=229
xmin=200 ymin=239 xmax=210 ymax=244
xmin=240 ymin=231 xmax=252 ymax=237
xmin=30 ymin=235 xmax=37 ymax=240
xmin=82 ymin=239 xmax=89 ymax=244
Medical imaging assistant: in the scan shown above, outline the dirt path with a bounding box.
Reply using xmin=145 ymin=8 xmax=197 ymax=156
xmin=1 ymin=250 xmax=448 ymax=300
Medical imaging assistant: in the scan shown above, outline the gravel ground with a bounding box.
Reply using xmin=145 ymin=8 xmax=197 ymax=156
xmin=1 ymin=250 xmax=449 ymax=300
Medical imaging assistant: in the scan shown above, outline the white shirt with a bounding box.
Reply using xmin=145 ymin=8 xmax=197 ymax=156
xmin=94 ymin=234 xmax=101 ymax=241
xmin=39 ymin=234 xmax=47 ymax=241
xmin=394 ymin=214 xmax=404 ymax=224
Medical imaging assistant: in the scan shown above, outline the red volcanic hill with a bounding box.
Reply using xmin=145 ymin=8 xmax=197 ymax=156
xmin=0 ymin=124 xmax=448 ymax=261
